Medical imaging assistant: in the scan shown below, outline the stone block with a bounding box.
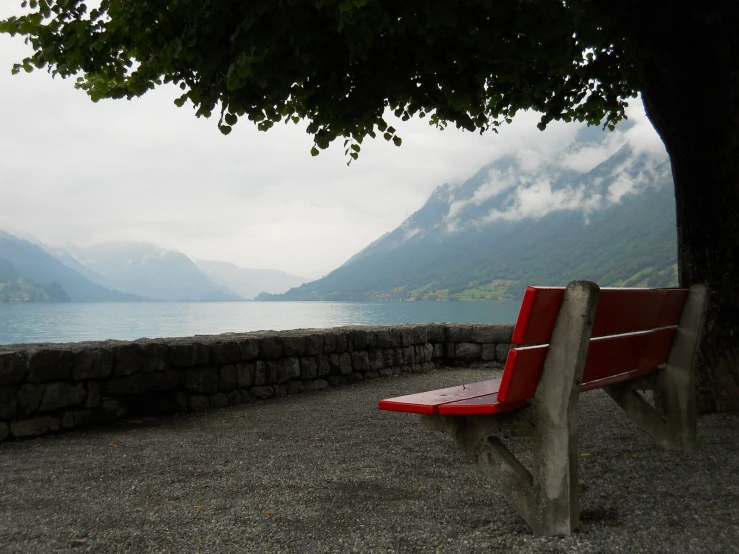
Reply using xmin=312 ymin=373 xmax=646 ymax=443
xmin=210 ymin=340 xmax=241 ymax=364
xmin=422 ymin=362 xmax=437 ymax=371
xmin=282 ymin=336 xmax=305 ymax=357
xmin=236 ymin=362 xmax=255 ymax=388
xmin=190 ymin=395 xmax=209 ymax=411
xmin=426 ymin=324 xmax=446 ymax=343
xmin=219 ymin=364 xmax=237 ymax=392
xmin=446 ymin=324 xmax=474 ymax=342
xmin=323 ymin=332 xmax=337 ymax=354
xmin=379 ymin=368 xmax=393 ymax=378
xmin=334 ymin=333 xmax=348 ymax=353
xmin=368 ymin=350 xmax=385 ymax=372
xmin=444 ymin=343 xmax=455 ymax=359
xmin=391 ymin=348 xmax=403 ymax=367
xmin=411 ymin=363 xmax=424 ymax=373
xmin=349 ymin=329 xmax=372 ymax=350
xmin=112 ymin=343 xmax=143 ymax=376
xmin=28 ymin=348 xmax=74 ymax=382
xmin=74 ymin=410 xmax=95 ymax=427
xmin=264 ymin=361 xmax=278 ymax=384
xmin=300 ymin=357 xmax=318 ymax=380
xmin=227 ymin=390 xmax=241 ymax=406
xmin=61 ymin=411 xmax=75 ymax=429
xmin=305 ymin=334 xmax=324 ymax=356
xmin=0 ymin=351 xmax=26 ymax=385
xmin=374 ymin=330 xmax=398 ymax=349
xmin=209 ymin=393 xmax=228 ymax=409
xmin=258 ymin=336 xmax=283 ymax=359
xmin=251 ymin=386 xmax=274 ymax=400
xmin=273 ymin=384 xmax=288 ymax=398
xmin=99 ymin=397 xmax=127 ymax=421
xmin=16 ymin=383 xmax=43 ymax=416
xmin=317 ymin=356 xmax=331 ymax=377
xmin=424 ymin=343 xmax=435 ymax=362
xmin=277 ymin=358 xmax=300 ymax=383
xmin=287 ymin=381 xmax=304 ymax=395
xmin=365 ymin=371 xmax=379 ymax=380
xmin=0 ymin=386 xmax=17 ymax=419
xmin=11 ymin=416 xmax=60 ymax=438
xmin=237 ymin=338 xmax=259 ymax=361
xmin=351 ymin=351 xmax=370 ymax=372
xmin=402 ymin=346 xmax=415 ymax=365
xmin=0 ymin=421 xmax=7 ymax=442
xmin=346 ymin=373 xmax=363 ymax=384
xmin=328 ymin=376 xmax=346 ymax=387
xmin=328 ymin=353 xmax=341 ymax=374
xmin=455 ymin=342 xmax=483 ymax=360
xmin=409 ymin=326 xmax=428 ymax=345
xmin=482 ymin=344 xmax=497 ymax=361
xmin=105 ymin=371 xmax=182 ymax=395
xmin=338 ymin=353 xmax=352 ymax=375
xmin=73 ymin=348 xmax=113 ymax=380
xmin=141 ymin=342 xmax=169 ymax=372
xmin=433 ymin=343 xmax=445 ymax=359
xmin=398 ymin=326 xmax=414 ymax=347
xmin=254 ymin=361 xmax=266 ymax=385
xmin=39 ymin=382 xmax=86 ymax=412
xmin=169 ymin=342 xmax=209 ymax=367
xmin=303 ymin=379 xmax=328 ymax=392
xmin=184 ymin=367 xmax=219 ymax=394
xmin=237 ymin=389 xmax=253 ymax=404
xmin=496 ymin=343 xmax=513 ymax=362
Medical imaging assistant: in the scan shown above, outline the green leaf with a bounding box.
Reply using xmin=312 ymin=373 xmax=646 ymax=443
xmin=225 ymin=113 xmax=238 ymax=125
xmin=310 ymin=146 xmax=320 ymax=156
xmin=219 ymin=124 xmax=232 ymax=135
xmin=383 ymin=132 xmax=392 ymax=141
xmin=392 ymin=136 xmax=402 ymax=147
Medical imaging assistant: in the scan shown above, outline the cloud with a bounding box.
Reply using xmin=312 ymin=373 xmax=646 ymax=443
xmin=0 ymin=10 xmax=666 ymax=277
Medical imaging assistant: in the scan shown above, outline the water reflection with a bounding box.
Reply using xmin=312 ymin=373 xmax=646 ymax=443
xmin=0 ymin=300 xmax=521 ymax=345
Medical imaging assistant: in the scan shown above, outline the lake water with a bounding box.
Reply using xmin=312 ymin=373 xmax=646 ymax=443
xmin=0 ymin=300 xmax=522 ymax=345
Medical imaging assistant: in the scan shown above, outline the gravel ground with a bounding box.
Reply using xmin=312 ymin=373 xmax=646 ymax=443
xmin=1 ymin=367 xmax=738 ymax=554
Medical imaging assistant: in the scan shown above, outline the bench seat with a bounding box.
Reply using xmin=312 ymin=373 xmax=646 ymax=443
xmin=378 ymin=378 xmax=529 ymax=415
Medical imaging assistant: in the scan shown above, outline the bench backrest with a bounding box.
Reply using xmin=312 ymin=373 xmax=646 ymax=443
xmin=497 ymin=287 xmax=689 ymax=404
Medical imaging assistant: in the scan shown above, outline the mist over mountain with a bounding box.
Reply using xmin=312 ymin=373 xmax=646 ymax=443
xmin=0 ymin=232 xmax=142 ymax=302
xmin=195 ymin=260 xmax=309 ymax=300
xmin=60 ymin=242 xmax=241 ymax=302
xmin=0 ymin=256 xmax=70 ymax=302
xmin=260 ymin=125 xmax=677 ymax=302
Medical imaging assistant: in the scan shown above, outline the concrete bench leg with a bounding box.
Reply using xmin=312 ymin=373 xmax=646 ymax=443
xmin=423 ymin=281 xmax=600 ymax=536
xmin=604 ymin=284 xmax=709 ymax=450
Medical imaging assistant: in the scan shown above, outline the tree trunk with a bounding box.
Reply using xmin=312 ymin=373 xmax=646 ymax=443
xmin=640 ymin=17 xmax=739 ymax=412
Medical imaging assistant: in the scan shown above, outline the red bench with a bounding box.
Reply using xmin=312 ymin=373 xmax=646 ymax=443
xmin=379 ymin=281 xmax=709 ymax=536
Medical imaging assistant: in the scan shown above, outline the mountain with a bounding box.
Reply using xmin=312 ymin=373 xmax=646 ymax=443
xmin=195 ymin=260 xmax=309 ymax=300
xmin=0 ymin=257 xmax=70 ymax=302
xmin=60 ymin=242 xmax=241 ymax=301
xmin=260 ymin=130 xmax=678 ymax=302
xmin=0 ymin=233 xmax=142 ymax=302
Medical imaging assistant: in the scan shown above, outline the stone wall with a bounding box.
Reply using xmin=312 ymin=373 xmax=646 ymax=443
xmin=0 ymin=323 xmax=515 ymax=442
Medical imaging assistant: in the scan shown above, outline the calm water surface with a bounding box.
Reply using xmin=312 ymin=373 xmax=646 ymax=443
xmin=0 ymin=301 xmax=521 ymax=345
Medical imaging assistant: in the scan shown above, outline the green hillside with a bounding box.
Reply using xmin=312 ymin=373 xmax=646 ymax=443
xmin=0 ymin=257 xmax=70 ymax=302
xmin=260 ymin=142 xmax=678 ymax=303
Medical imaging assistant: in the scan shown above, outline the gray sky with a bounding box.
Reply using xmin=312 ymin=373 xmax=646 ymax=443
xmin=0 ymin=11 xmax=666 ymax=278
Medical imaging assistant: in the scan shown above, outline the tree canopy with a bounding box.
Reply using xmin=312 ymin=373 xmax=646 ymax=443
xmin=0 ymin=0 xmax=659 ymax=156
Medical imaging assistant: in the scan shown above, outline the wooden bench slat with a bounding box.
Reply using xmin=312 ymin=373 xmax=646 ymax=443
xmin=498 ymin=326 xmax=677 ymax=403
xmin=512 ymin=287 xmax=688 ymax=345
xmin=378 ymin=378 xmax=502 ymax=414
xmin=438 ymin=395 xmax=529 ymax=416
xmin=438 ymin=327 xmax=677 ymax=415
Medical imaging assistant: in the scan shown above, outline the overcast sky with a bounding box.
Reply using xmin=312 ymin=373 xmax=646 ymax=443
xmin=0 ymin=12 xmax=666 ymax=278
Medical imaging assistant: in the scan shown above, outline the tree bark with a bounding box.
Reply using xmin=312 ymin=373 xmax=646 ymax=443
xmin=640 ymin=14 xmax=739 ymax=412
